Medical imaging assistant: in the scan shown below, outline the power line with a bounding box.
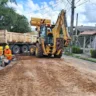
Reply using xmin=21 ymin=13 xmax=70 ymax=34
xmin=27 ymin=0 xmax=71 ymax=21
xmin=40 ymin=1 xmax=64 ymax=14
xmin=76 ymin=0 xmax=90 ymax=7
xmin=75 ymin=0 xmax=81 ymax=4
xmin=89 ymin=2 xmax=96 ymax=6
xmin=38 ymin=0 xmax=62 ymax=11
xmin=42 ymin=0 xmax=71 ymax=12
xmin=67 ymin=0 xmax=72 ymax=4
xmin=66 ymin=7 xmax=71 ymax=13
xmin=41 ymin=0 xmax=71 ymax=14
xmin=27 ymin=0 xmax=63 ymax=14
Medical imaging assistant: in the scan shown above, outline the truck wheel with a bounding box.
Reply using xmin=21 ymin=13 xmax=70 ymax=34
xmin=54 ymin=52 xmax=62 ymax=58
xmin=35 ymin=44 xmax=43 ymax=57
xmin=21 ymin=45 xmax=29 ymax=53
xmin=30 ymin=45 xmax=36 ymax=55
xmin=12 ymin=45 xmax=20 ymax=54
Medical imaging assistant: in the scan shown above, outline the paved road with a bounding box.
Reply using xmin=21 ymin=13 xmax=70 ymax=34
xmin=63 ymin=55 xmax=96 ymax=71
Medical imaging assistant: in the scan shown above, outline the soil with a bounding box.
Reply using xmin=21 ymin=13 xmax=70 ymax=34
xmin=0 ymin=55 xmax=96 ymax=96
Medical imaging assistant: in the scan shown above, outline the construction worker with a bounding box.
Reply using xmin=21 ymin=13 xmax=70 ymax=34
xmin=0 ymin=46 xmax=3 ymax=56
xmin=4 ymin=45 xmax=12 ymax=65
xmin=0 ymin=46 xmax=3 ymax=66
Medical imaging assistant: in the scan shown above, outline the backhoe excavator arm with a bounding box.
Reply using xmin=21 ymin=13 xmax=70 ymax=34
xmin=52 ymin=9 xmax=71 ymax=54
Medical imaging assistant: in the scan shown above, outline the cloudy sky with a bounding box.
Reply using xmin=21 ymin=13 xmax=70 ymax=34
xmin=8 ymin=0 xmax=96 ymax=28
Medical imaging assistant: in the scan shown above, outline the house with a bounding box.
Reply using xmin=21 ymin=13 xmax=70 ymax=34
xmin=68 ymin=26 xmax=96 ymax=54
xmin=79 ymin=31 xmax=96 ymax=53
xmin=74 ymin=26 xmax=96 ymax=35
xmin=68 ymin=26 xmax=96 ymax=35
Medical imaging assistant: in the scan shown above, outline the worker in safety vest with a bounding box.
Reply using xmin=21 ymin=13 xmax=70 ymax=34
xmin=0 ymin=46 xmax=3 ymax=66
xmin=0 ymin=46 xmax=3 ymax=56
xmin=4 ymin=45 xmax=12 ymax=65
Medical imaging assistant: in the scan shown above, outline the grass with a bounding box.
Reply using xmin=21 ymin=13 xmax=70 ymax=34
xmin=73 ymin=55 xmax=96 ymax=63
xmin=64 ymin=52 xmax=96 ymax=63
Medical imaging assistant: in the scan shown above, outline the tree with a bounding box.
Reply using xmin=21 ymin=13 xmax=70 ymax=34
xmin=0 ymin=0 xmax=17 ymax=30
xmin=11 ymin=14 xmax=31 ymax=33
xmin=0 ymin=6 xmax=17 ymax=31
xmin=0 ymin=0 xmax=17 ymax=6
xmin=0 ymin=0 xmax=32 ymax=32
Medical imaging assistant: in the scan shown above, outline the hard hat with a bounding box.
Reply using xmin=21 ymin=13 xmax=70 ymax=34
xmin=0 ymin=46 xmax=3 ymax=50
xmin=5 ymin=45 xmax=9 ymax=49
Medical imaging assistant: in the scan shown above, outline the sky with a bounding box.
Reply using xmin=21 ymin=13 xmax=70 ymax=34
xmin=7 ymin=0 xmax=96 ymax=28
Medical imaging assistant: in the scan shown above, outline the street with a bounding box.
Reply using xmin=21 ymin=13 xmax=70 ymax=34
xmin=0 ymin=55 xmax=96 ymax=96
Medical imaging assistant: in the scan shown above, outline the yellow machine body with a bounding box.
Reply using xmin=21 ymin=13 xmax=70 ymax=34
xmin=30 ymin=17 xmax=51 ymax=26
xmin=30 ymin=10 xmax=71 ymax=58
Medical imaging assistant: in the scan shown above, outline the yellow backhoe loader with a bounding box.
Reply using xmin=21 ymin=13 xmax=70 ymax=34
xmin=30 ymin=9 xmax=71 ymax=58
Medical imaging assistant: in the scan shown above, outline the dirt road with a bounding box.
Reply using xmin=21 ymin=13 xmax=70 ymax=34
xmin=0 ymin=56 xmax=96 ymax=96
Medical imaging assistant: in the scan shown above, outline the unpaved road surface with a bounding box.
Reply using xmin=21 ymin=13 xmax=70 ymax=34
xmin=0 ymin=56 xmax=96 ymax=96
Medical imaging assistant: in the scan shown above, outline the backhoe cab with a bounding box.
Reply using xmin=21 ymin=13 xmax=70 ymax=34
xmin=30 ymin=9 xmax=71 ymax=58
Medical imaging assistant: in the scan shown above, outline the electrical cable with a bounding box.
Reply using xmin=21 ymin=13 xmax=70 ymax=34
xmin=38 ymin=0 xmax=61 ymax=11
xmin=40 ymin=0 xmax=65 ymax=14
xmin=67 ymin=0 xmax=72 ymax=5
xmin=75 ymin=0 xmax=81 ymax=4
xmin=76 ymin=0 xmax=90 ymax=7
xmin=27 ymin=0 xmax=72 ymax=23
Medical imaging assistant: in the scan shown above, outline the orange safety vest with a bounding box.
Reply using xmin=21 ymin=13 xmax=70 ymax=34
xmin=4 ymin=49 xmax=12 ymax=60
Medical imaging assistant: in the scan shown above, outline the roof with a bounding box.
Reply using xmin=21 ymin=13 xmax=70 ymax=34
xmin=68 ymin=26 xmax=96 ymax=33
xmin=80 ymin=31 xmax=96 ymax=36
xmin=76 ymin=26 xmax=96 ymax=32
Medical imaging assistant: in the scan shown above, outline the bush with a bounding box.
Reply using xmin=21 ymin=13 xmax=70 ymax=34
xmin=72 ymin=46 xmax=83 ymax=54
xmin=90 ymin=50 xmax=96 ymax=58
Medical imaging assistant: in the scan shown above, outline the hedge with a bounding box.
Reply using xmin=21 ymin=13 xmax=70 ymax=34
xmin=72 ymin=46 xmax=83 ymax=54
xmin=90 ymin=50 xmax=96 ymax=58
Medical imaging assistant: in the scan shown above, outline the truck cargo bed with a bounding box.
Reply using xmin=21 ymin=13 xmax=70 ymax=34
xmin=0 ymin=30 xmax=37 ymax=44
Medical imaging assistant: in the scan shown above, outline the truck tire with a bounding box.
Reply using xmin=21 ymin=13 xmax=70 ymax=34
xmin=30 ymin=45 xmax=36 ymax=55
xmin=12 ymin=45 xmax=20 ymax=54
xmin=54 ymin=52 xmax=62 ymax=58
xmin=35 ymin=44 xmax=43 ymax=57
xmin=21 ymin=45 xmax=29 ymax=53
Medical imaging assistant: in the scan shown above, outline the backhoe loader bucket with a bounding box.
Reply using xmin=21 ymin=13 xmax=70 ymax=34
xmin=30 ymin=17 xmax=51 ymax=26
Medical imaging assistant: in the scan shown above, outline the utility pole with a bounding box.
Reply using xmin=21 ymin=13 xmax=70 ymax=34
xmin=75 ymin=13 xmax=79 ymax=46
xmin=75 ymin=13 xmax=78 ymax=36
xmin=70 ymin=0 xmax=75 ymax=53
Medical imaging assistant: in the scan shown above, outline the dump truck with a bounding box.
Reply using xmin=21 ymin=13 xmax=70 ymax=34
xmin=30 ymin=9 xmax=71 ymax=58
xmin=0 ymin=30 xmax=37 ymax=54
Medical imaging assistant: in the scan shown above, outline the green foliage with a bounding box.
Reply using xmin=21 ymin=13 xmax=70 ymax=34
xmin=11 ymin=15 xmax=31 ymax=33
xmin=90 ymin=50 xmax=96 ymax=58
xmin=72 ymin=46 xmax=83 ymax=54
xmin=0 ymin=0 xmax=8 ymax=6
xmin=72 ymin=55 xmax=96 ymax=63
xmin=0 ymin=7 xmax=17 ymax=31
xmin=0 ymin=0 xmax=16 ymax=6
xmin=0 ymin=0 xmax=31 ymax=33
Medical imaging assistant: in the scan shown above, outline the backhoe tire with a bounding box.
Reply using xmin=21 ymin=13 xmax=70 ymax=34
xmin=30 ymin=45 xmax=36 ymax=55
xmin=54 ymin=52 xmax=62 ymax=58
xmin=35 ymin=44 xmax=43 ymax=57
